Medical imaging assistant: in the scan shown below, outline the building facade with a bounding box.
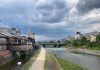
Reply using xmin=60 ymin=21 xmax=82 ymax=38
xmin=27 ymin=29 xmax=35 ymax=45
xmin=0 ymin=27 xmax=20 ymax=50
xmin=75 ymin=32 xmax=83 ymax=40
xmin=85 ymin=32 xmax=100 ymax=42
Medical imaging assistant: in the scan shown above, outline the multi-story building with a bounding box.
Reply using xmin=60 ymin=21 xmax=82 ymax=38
xmin=0 ymin=27 xmax=20 ymax=37
xmin=27 ymin=29 xmax=35 ymax=39
xmin=0 ymin=27 xmax=20 ymax=50
xmin=74 ymin=31 xmax=100 ymax=42
xmin=27 ymin=29 xmax=35 ymax=45
xmin=0 ymin=27 xmax=20 ymax=57
xmin=85 ymin=32 xmax=100 ymax=42
xmin=75 ymin=32 xmax=83 ymax=40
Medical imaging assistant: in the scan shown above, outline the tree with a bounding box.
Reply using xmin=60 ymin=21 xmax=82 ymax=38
xmin=96 ymin=34 xmax=100 ymax=44
xmin=71 ymin=39 xmax=81 ymax=47
xmin=81 ymin=36 xmax=87 ymax=45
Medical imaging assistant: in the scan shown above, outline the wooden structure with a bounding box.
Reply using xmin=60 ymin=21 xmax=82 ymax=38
xmin=0 ymin=27 xmax=36 ymax=58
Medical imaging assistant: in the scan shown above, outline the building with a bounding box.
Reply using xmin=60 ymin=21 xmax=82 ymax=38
xmin=26 ymin=29 xmax=35 ymax=45
xmin=27 ymin=29 xmax=35 ymax=39
xmin=75 ymin=32 xmax=83 ymax=40
xmin=0 ymin=27 xmax=20 ymax=37
xmin=0 ymin=27 xmax=20 ymax=51
xmin=67 ymin=35 xmax=74 ymax=41
xmin=19 ymin=36 xmax=28 ymax=45
xmin=85 ymin=32 xmax=100 ymax=42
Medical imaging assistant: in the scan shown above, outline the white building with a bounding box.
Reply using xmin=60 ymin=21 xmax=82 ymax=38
xmin=26 ymin=29 xmax=35 ymax=45
xmin=75 ymin=32 xmax=83 ymax=40
xmin=27 ymin=29 xmax=35 ymax=39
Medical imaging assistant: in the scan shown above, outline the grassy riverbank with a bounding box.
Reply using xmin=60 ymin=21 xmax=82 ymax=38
xmin=44 ymin=50 xmax=87 ymax=70
xmin=66 ymin=46 xmax=100 ymax=51
xmin=56 ymin=56 xmax=87 ymax=70
xmin=44 ymin=51 xmax=62 ymax=70
xmin=23 ymin=48 xmax=40 ymax=70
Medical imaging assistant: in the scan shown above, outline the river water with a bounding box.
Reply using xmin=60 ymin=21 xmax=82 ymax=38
xmin=47 ymin=48 xmax=100 ymax=70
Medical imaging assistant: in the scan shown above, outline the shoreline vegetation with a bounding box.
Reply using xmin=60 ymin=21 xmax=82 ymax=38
xmin=22 ymin=48 xmax=40 ymax=70
xmin=64 ymin=33 xmax=100 ymax=51
xmin=56 ymin=56 xmax=88 ymax=70
xmin=66 ymin=47 xmax=100 ymax=56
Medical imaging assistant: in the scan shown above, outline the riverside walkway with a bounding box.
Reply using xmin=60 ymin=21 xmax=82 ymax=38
xmin=29 ymin=47 xmax=46 ymax=70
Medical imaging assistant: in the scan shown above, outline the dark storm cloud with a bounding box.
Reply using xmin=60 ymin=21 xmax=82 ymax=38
xmin=2 ymin=0 xmax=100 ymax=41
xmin=34 ymin=0 xmax=69 ymax=23
xmin=77 ymin=0 xmax=100 ymax=14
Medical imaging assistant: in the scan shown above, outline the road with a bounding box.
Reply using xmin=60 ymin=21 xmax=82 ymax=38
xmin=47 ymin=48 xmax=100 ymax=70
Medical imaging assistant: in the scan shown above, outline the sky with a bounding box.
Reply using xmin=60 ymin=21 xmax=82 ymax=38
xmin=0 ymin=0 xmax=100 ymax=41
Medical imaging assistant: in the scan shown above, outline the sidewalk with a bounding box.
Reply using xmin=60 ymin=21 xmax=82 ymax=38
xmin=29 ymin=47 xmax=46 ymax=70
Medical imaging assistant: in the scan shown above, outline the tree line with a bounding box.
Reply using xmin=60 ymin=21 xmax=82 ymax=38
xmin=65 ymin=34 xmax=100 ymax=50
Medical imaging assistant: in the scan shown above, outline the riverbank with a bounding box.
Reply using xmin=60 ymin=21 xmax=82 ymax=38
xmin=44 ymin=49 xmax=62 ymax=70
xmin=29 ymin=47 xmax=45 ymax=70
xmin=45 ymin=48 xmax=87 ymax=70
xmin=47 ymin=48 xmax=100 ymax=70
xmin=56 ymin=56 xmax=87 ymax=70
xmin=67 ymin=48 xmax=100 ymax=56
xmin=22 ymin=48 xmax=40 ymax=70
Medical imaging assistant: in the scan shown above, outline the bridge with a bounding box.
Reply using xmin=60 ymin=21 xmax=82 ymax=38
xmin=36 ymin=42 xmax=64 ymax=48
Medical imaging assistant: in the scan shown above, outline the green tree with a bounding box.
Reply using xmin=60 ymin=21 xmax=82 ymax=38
xmin=81 ymin=36 xmax=87 ymax=45
xmin=96 ymin=34 xmax=100 ymax=44
xmin=72 ymin=39 xmax=81 ymax=47
xmin=65 ymin=40 xmax=71 ymax=46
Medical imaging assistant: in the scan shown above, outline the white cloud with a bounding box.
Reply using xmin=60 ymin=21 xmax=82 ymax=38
xmin=81 ymin=9 xmax=100 ymax=21
xmin=0 ymin=23 xmax=10 ymax=28
xmin=0 ymin=0 xmax=13 ymax=7
xmin=66 ymin=0 xmax=79 ymax=8
xmin=35 ymin=34 xmax=55 ymax=41
xmin=48 ymin=22 xmax=67 ymax=29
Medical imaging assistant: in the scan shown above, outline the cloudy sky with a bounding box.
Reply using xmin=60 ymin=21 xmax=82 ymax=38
xmin=0 ymin=0 xmax=100 ymax=41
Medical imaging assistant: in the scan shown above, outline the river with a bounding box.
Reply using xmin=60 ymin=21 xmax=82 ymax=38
xmin=47 ymin=48 xmax=100 ymax=70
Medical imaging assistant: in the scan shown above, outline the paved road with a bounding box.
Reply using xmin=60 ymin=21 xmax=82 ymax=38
xmin=29 ymin=47 xmax=46 ymax=70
